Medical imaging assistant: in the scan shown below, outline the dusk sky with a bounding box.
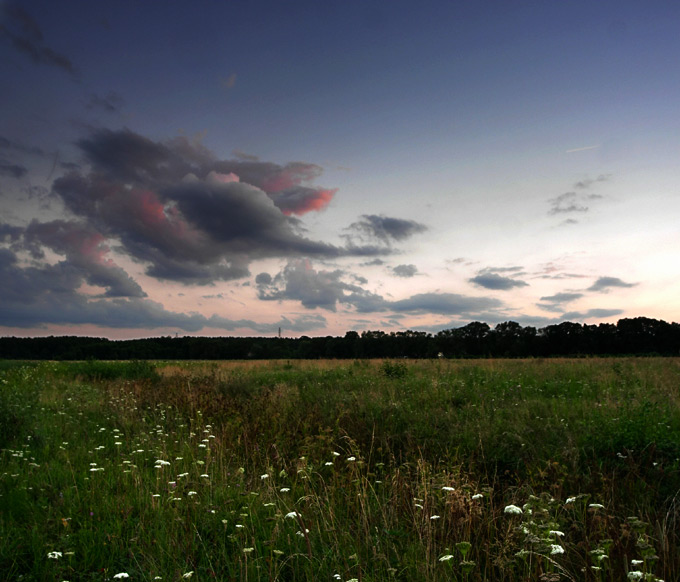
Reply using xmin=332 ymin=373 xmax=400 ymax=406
xmin=1 ymin=0 xmax=679 ymax=339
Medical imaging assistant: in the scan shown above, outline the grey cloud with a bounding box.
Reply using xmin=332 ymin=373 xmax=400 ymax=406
xmin=343 ymin=214 xmax=427 ymax=245
xmin=548 ymin=192 xmax=588 ymax=215
xmin=258 ymin=260 xmax=501 ymax=317
xmin=0 ymin=3 xmax=77 ymax=76
xmin=574 ymin=174 xmax=610 ymax=189
xmin=540 ymin=292 xmax=584 ymax=303
xmin=392 ymin=264 xmax=418 ymax=278
xmin=0 ymin=248 xmax=325 ymax=333
xmin=0 ymin=135 xmax=44 ymax=156
xmin=561 ymin=308 xmax=623 ymax=320
xmin=469 ymin=273 xmax=529 ymax=291
xmin=389 ymin=293 xmax=502 ymax=315
xmin=257 ymin=261 xmax=366 ymax=311
xmin=0 ymin=160 xmax=28 ymax=178
xmin=86 ymin=92 xmax=125 ymax=113
xmin=48 ymin=129 xmax=386 ymax=284
xmin=587 ymin=276 xmax=637 ymax=292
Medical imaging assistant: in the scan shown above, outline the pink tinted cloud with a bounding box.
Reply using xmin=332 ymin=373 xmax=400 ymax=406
xmin=279 ymin=188 xmax=336 ymax=216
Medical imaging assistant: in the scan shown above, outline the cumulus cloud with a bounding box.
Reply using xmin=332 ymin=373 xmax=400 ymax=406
xmin=587 ymin=276 xmax=637 ymax=292
xmin=392 ymin=264 xmax=418 ymax=278
xmin=0 ymin=3 xmax=77 ymax=76
xmin=343 ymin=214 xmax=427 ymax=246
xmin=256 ymin=260 xmax=502 ymax=317
xmin=43 ymin=128 xmax=388 ymax=284
xmin=0 ymin=247 xmax=325 ymax=333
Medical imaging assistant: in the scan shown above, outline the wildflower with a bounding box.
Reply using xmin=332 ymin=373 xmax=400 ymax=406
xmin=243 ymin=547 xmax=255 ymax=553
xmin=346 ymin=579 xmax=359 ymax=582
xmin=188 ymin=491 xmax=197 ymax=496
xmin=439 ymin=554 xmax=455 ymax=562
xmin=260 ymin=474 xmax=269 ymax=480
xmin=471 ymin=493 xmax=483 ymax=500
xmin=347 ymin=456 xmax=356 ymax=462
xmin=332 ymin=451 xmax=340 ymax=456
xmin=182 ymin=573 xmax=194 ymax=579
xmin=280 ymin=487 xmax=290 ymax=492
xmin=631 ymin=559 xmax=644 ymax=565
xmin=430 ymin=515 xmax=441 ymax=520
xmin=200 ymin=474 xmax=209 ymax=478
xmin=324 ymin=462 xmax=333 ymax=466
xmin=504 ymin=504 xmax=523 ymax=515
xmin=549 ymin=530 xmax=565 ymax=537
xmin=589 ymin=503 xmax=604 ymax=509
xmin=565 ymin=496 xmax=576 ymax=504
xmin=113 ymin=574 xmax=130 ymax=579
xmin=47 ymin=551 xmax=62 ymax=559
xmin=333 ymin=575 xmax=341 ymax=580
xmin=442 ymin=486 xmax=455 ymax=491
xmin=285 ymin=511 xmax=299 ymax=519
xmin=235 ymin=524 xmax=244 ymax=528
xmin=550 ymin=544 xmax=565 ymax=555
xmin=273 ymin=550 xmax=284 ymax=555
xmin=627 ymin=572 xmax=643 ymax=580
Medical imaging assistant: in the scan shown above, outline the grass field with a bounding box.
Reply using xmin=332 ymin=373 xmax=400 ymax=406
xmin=1 ymin=358 xmax=679 ymax=581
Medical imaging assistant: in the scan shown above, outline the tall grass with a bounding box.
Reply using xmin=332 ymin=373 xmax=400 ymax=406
xmin=1 ymin=358 xmax=678 ymax=580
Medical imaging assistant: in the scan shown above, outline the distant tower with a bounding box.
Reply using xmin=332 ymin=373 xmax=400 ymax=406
xmin=278 ymin=327 xmax=281 ymax=338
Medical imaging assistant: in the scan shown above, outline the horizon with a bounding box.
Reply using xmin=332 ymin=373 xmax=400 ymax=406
xmin=1 ymin=1 xmax=679 ymax=340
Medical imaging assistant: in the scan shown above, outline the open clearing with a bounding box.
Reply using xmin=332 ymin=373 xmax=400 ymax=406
xmin=1 ymin=358 xmax=679 ymax=581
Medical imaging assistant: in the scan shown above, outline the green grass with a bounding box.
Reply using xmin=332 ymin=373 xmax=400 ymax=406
xmin=1 ymin=358 xmax=678 ymax=581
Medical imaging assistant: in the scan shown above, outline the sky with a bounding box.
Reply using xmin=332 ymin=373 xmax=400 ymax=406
xmin=1 ymin=0 xmax=679 ymax=339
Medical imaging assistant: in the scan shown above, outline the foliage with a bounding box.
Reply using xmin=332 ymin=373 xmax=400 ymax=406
xmin=1 ymin=358 xmax=678 ymax=581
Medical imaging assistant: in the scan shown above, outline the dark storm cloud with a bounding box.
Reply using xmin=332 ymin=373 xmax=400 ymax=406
xmin=587 ymin=276 xmax=637 ymax=292
xmin=469 ymin=272 xmax=529 ymax=291
xmin=86 ymin=92 xmax=125 ymax=113
xmin=392 ymin=264 xmax=418 ymax=278
xmin=343 ymin=214 xmax=427 ymax=246
xmin=47 ymin=128 xmax=388 ymax=284
xmin=0 ymin=3 xmax=77 ymax=76
xmin=0 ymin=248 xmax=325 ymax=333
xmin=0 ymin=160 xmax=28 ymax=178
xmin=257 ymin=260 xmax=502 ymax=316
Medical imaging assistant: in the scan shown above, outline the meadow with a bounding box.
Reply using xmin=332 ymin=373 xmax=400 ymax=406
xmin=1 ymin=358 xmax=678 ymax=581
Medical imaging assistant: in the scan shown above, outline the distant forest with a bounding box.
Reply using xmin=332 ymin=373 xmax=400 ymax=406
xmin=1 ymin=317 xmax=679 ymax=360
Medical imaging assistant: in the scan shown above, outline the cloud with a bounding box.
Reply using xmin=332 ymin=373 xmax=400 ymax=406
xmin=44 ymin=128 xmax=387 ymax=284
xmin=0 ymin=247 xmax=325 ymax=333
xmin=587 ymin=276 xmax=637 ymax=292
xmin=561 ymin=308 xmax=623 ymax=320
xmin=0 ymin=160 xmax=28 ymax=178
xmin=548 ymin=175 xmax=610 ymax=217
xmin=548 ymin=192 xmax=588 ymax=215
xmin=86 ymin=92 xmax=125 ymax=113
xmin=257 ymin=260 xmax=501 ymax=317
xmin=343 ymin=214 xmax=427 ymax=246
xmin=0 ymin=3 xmax=77 ymax=76
xmin=537 ymin=292 xmax=584 ymax=312
xmin=392 ymin=264 xmax=418 ymax=278
xmin=469 ymin=272 xmax=528 ymax=291
xmin=389 ymin=293 xmax=502 ymax=315
xmin=0 ymin=135 xmax=44 ymax=156
xmin=574 ymin=174 xmax=610 ymax=189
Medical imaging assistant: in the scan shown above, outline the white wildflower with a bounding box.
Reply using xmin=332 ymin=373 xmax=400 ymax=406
xmin=439 ymin=554 xmax=455 ymax=562
xmin=47 ymin=551 xmax=62 ymax=559
xmin=504 ymin=504 xmax=523 ymax=515
xmin=550 ymin=544 xmax=564 ymax=555
xmin=442 ymin=486 xmax=455 ymax=491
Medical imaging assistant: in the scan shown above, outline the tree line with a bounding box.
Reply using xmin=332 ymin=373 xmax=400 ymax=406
xmin=1 ymin=317 xmax=679 ymax=360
